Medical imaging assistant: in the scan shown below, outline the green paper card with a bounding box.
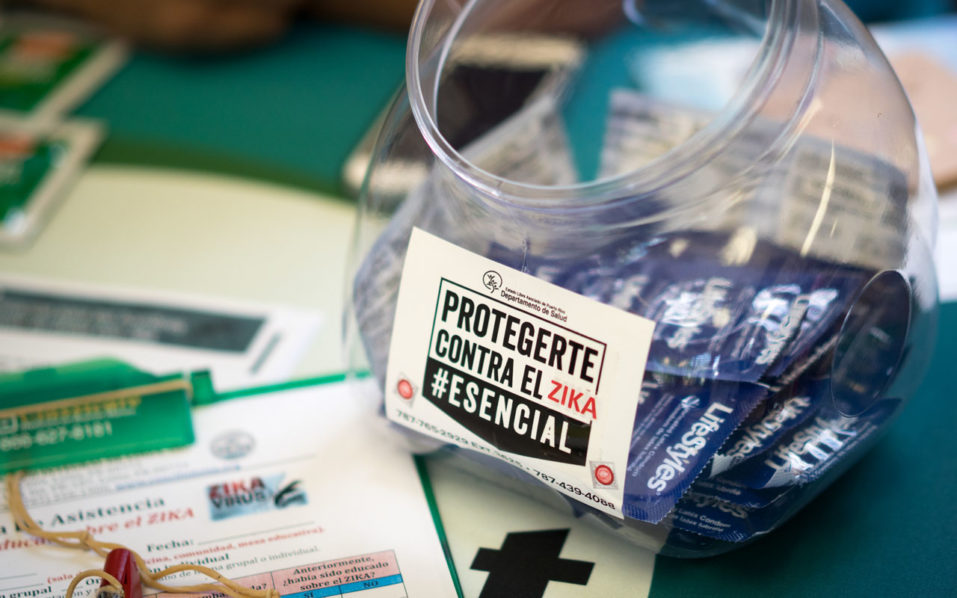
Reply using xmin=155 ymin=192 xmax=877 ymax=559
xmin=0 ymin=13 xmax=127 ymax=121
xmin=0 ymin=359 xmax=203 ymax=474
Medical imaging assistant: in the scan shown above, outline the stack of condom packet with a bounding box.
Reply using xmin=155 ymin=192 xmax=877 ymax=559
xmin=669 ymin=397 xmax=901 ymax=545
xmin=482 ymin=229 xmax=880 ymax=525
xmin=719 ymin=396 xmax=902 ymax=490
xmin=671 ymin=397 xmax=848 ymax=543
xmin=671 ymin=398 xmax=899 ymax=543
xmin=491 ymin=229 xmax=872 ymax=380
xmin=667 ymin=359 xmax=903 ymax=543
xmin=670 ymin=399 xmax=903 ymax=542
xmin=496 ymin=229 xmax=873 ymax=384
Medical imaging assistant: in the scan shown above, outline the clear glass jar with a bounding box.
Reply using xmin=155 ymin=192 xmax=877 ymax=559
xmin=346 ymin=0 xmax=939 ymax=557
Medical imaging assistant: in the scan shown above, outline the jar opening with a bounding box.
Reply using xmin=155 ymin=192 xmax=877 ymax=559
xmin=407 ymin=0 xmax=816 ymax=208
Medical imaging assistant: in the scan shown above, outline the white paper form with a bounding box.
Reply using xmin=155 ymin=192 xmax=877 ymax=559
xmin=0 ymin=274 xmax=322 ymax=390
xmin=0 ymin=380 xmax=459 ymax=598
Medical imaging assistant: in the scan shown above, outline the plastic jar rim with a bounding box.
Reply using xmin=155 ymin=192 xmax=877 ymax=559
xmin=405 ymin=0 xmax=816 ymax=210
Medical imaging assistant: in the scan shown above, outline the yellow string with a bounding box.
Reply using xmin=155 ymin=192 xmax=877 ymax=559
xmin=6 ymin=471 xmax=280 ymax=598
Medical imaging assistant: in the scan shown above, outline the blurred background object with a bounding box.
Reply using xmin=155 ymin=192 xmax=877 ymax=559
xmin=889 ymin=52 xmax=957 ymax=188
xmin=15 ymin=0 xmax=420 ymax=51
xmin=13 ymin=0 xmax=954 ymax=52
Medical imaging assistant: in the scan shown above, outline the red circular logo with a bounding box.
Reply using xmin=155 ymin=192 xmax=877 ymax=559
xmin=397 ymin=379 xmax=414 ymax=399
xmin=595 ymin=464 xmax=614 ymax=486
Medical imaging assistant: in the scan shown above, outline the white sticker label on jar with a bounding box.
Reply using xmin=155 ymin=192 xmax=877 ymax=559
xmin=384 ymin=228 xmax=656 ymax=517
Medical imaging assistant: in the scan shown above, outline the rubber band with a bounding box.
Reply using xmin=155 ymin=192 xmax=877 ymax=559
xmin=65 ymin=571 xmax=122 ymax=598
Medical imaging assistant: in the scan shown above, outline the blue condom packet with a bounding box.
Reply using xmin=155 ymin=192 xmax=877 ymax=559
xmin=636 ymin=267 xmax=762 ymax=381
xmin=688 ymin=475 xmax=790 ymax=509
xmin=622 ymin=373 xmax=768 ymax=523
xmin=706 ymin=376 xmax=828 ymax=477
xmin=669 ymin=491 xmax=793 ymax=543
xmin=762 ymin=282 xmax=864 ymax=381
xmin=764 ymin=319 xmax=842 ymax=390
xmin=721 ymin=397 xmax=902 ymax=489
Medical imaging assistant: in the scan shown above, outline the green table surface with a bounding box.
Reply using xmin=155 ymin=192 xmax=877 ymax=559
xmin=78 ymin=22 xmax=407 ymax=195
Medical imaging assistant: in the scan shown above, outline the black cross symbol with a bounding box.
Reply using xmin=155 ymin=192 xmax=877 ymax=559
xmin=471 ymin=528 xmax=594 ymax=598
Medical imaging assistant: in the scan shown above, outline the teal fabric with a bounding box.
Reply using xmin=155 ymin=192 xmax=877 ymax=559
xmin=77 ymin=23 xmax=406 ymax=193
xmin=73 ymin=13 xmax=956 ymax=192
xmin=847 ymin=0 xmax=952 ymax=22
xmin=650 ymin=302 xmax=957 ymax=596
